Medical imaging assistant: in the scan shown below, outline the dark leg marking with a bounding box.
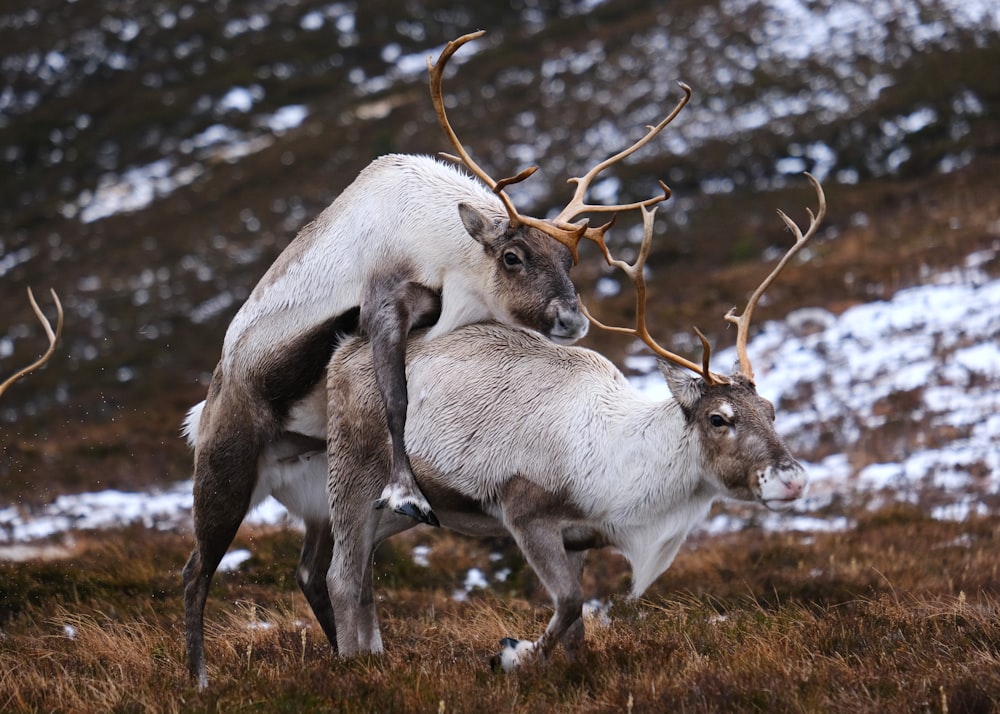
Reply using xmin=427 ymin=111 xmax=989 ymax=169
xmin=360 ymin=275 xmax=442 ymax=526
xmin=185 ymin=307 xmax=359 ymax=686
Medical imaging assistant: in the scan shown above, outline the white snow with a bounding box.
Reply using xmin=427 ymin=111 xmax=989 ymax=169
xmin=218 ymin=548 xmax=252 ymax=572
xmin=3 ymin=253 xmax=997 ymax=549
xmin=63 ymin=104 xmax=308 ymax=223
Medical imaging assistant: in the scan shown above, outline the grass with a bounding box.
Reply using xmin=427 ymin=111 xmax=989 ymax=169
xmin=2 ymin=3 xmax=999 ymax=711
xmin=0 ymin=507 xmax=998 ymax=713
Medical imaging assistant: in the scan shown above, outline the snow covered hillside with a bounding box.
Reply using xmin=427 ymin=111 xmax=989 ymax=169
xmin=2 ymin=248 xmax=997 ymax=553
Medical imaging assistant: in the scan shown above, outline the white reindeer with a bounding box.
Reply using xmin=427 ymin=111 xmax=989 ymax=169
xmin=228 ymin=174 xmax=824 ymax=669
xmin=182 ymin=31 xmax=684 ymax=687
xmin=322 ymin=322 xmax=807 ymax=667
xmin=314 ymin=177 xmax=825 ymax=668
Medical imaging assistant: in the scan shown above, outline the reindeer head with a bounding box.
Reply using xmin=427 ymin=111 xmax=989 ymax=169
xmin=456 ymin=202 xmax=587 ymax=344
xmin=661 ymin=363 xmax=807 ymax=510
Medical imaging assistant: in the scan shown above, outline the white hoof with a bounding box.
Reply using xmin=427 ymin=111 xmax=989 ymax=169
xmin=374 ymin=483 xmax=438 ymax=526
xmin=495 ymin=638 xmax=536 ymax=672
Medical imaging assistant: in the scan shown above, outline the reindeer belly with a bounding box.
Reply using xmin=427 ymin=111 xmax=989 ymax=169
xmin=406 ymin=459 xmax=505 ymax=536
xmin=252 ymin=442 xmax=330 ymax=523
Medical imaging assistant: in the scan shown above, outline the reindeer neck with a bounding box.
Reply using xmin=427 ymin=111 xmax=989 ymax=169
xmin=593 ymin=396 xmax=714 ymax=510
xmin=592 ymin=396 xmax=720 ymax=596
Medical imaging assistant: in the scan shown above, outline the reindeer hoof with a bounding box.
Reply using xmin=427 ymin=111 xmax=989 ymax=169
xmin=395 ymin=502 xmax=440 ymax=527
xmin=376 ymin=483 xmax=439 ymax=526
xmin=491 ymin=638 xmax=535 ymax=672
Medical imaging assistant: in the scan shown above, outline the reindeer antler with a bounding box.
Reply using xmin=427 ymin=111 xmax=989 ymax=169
xmin=0 ymin=288 xmax=64 ymax=399
xmin=725 ymin=173 xmax=826 ymax=383
xmin=579 ymin=205 xmax=722 ymax=382
xmin=428 ymin=31 xmax=687 ymax=262
xmin=583 ymin=174 xmax=826 ymax=386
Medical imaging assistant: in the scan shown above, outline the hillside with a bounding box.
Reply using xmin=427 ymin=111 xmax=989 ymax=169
xmin=2 ymin=0 xmax=998 ymax=505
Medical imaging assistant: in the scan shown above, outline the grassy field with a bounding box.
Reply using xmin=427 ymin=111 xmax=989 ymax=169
xmin=2 ymin=2 xmax=999 ymax=712
xmin=1 ymin=503 xmax=998 ymax=713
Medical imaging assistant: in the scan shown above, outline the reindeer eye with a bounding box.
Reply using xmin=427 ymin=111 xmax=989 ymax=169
xmin=503 ymin=251 xmax=523 ymax=267
xmin=709 ymin=414 xmax=729 ymax=428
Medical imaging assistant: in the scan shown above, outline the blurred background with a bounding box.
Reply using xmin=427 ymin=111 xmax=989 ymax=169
xmin=0 ymin=0 xmax=997 ymax=524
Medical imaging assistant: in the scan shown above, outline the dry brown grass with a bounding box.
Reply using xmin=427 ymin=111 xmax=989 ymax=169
xmin=1 ymin=506 xmax=998 ymax=713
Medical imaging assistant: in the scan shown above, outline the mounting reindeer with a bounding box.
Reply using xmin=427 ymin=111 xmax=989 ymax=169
xmin=317 ymin=175 xmax=824 ymax=668
xmin=0 ymin=288 xmax=63 ymax=400
xmin=182 ymin=31 xmax=682 ymax=688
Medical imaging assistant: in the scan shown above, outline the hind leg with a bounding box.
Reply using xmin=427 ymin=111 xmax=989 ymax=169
xmin=183 ymin=402 xmax=264 ymax=690
xmin=327 ymin=500 xmax=380 ymax=658
xmin=297 ymin=518 xmax=338 ymax=651
xmin=326 ymin=354 xmax=410 ymax=656
xmin=360 ymin=276 xmax=441 ymax=526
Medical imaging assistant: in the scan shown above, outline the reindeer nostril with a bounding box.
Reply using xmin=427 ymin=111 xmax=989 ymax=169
xmin=551 ymin=307 xmax=588 ymax=341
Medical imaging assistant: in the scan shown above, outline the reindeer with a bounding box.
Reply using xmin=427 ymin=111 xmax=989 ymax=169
xmin=182 ymin=31 xmax=686 ymax=687
xmin=316 ymin=175 xmax=825 ymax=668
xmin=0 ymin=288 xmax=63 ymax=400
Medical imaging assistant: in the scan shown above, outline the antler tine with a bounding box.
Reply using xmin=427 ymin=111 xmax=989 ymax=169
xmin=553 ymin=82 xmax=692 ymax=236
xmin=0 ymin=288 xmax=64 ymax=399
xmin=428 ymin=31 xmax=495 ymax=189
xmin=725 ymin=173 xmax=827 ymax=383
xmin=579 ymin=205 xmax=722 ymax=383
xmin=485 ymin=80 xmax=690 ymax=260
xmin=427 ymin=31 xmax=587 ymax=259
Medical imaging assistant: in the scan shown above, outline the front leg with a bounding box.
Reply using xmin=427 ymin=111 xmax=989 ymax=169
xmin=490 ymin=478 xmax=594 ymax=671
xmin=498 ymin=526 xmax=586 ymax=670
xmin=360 ymin=273 xmax=441 ymax=526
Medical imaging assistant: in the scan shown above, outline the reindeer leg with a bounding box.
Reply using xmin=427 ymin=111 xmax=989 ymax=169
xmin=297 ymin=518 xmax=338 ymax=652
xmin=356 ymin=537 xmax=384 ymax=654
xmin=493 ymin=479 xmax=588 ymax=671
xmin=328 ymin=457 xmax=404 ymax=657
xmin=559 ymin=550 xmax=588 ymax=660
xmin=360 ymin=274 xmax=441 ymax=526
xmin=327 ymin=509 xmax=375 ymax=657
xmin=327 ymin=353 xmax=422 ymax=656
xmin=495 ymin=525 xmax=585 ymax=670
xmin=183 ymin=399 xmax=262 ymax=689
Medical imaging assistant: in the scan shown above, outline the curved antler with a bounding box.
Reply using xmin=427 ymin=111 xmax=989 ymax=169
xmin=579 ymin=205 xmax=723 ymax=383
xmin=583 ymin=174 xmax=827 ymax=386
xmin=0 ymin=288 xmax=64 ymax=399
xmin=427 ymin=31 xmax=686 ymax=262
xmin=725 ymin=173 xmax=827 ymax=383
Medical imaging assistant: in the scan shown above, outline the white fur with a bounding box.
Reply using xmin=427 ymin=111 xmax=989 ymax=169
xmin=319 ymin=323 xmax=808 ymax=665
xmin=181 ymin=402 xmax=202 ymax=449
xmin=497 ymin=639 xmax=536 ymax=672
xmin=183 ymin=394 xmax=331 ymax=522
xmin=218 ymin=154 xmax=537 ymax=379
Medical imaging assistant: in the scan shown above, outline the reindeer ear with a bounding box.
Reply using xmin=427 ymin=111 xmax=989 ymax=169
xmin=458 ymin=203 xmax=508 ymax=253
xmin=658 ymin=361 xmax=705 ymax=410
